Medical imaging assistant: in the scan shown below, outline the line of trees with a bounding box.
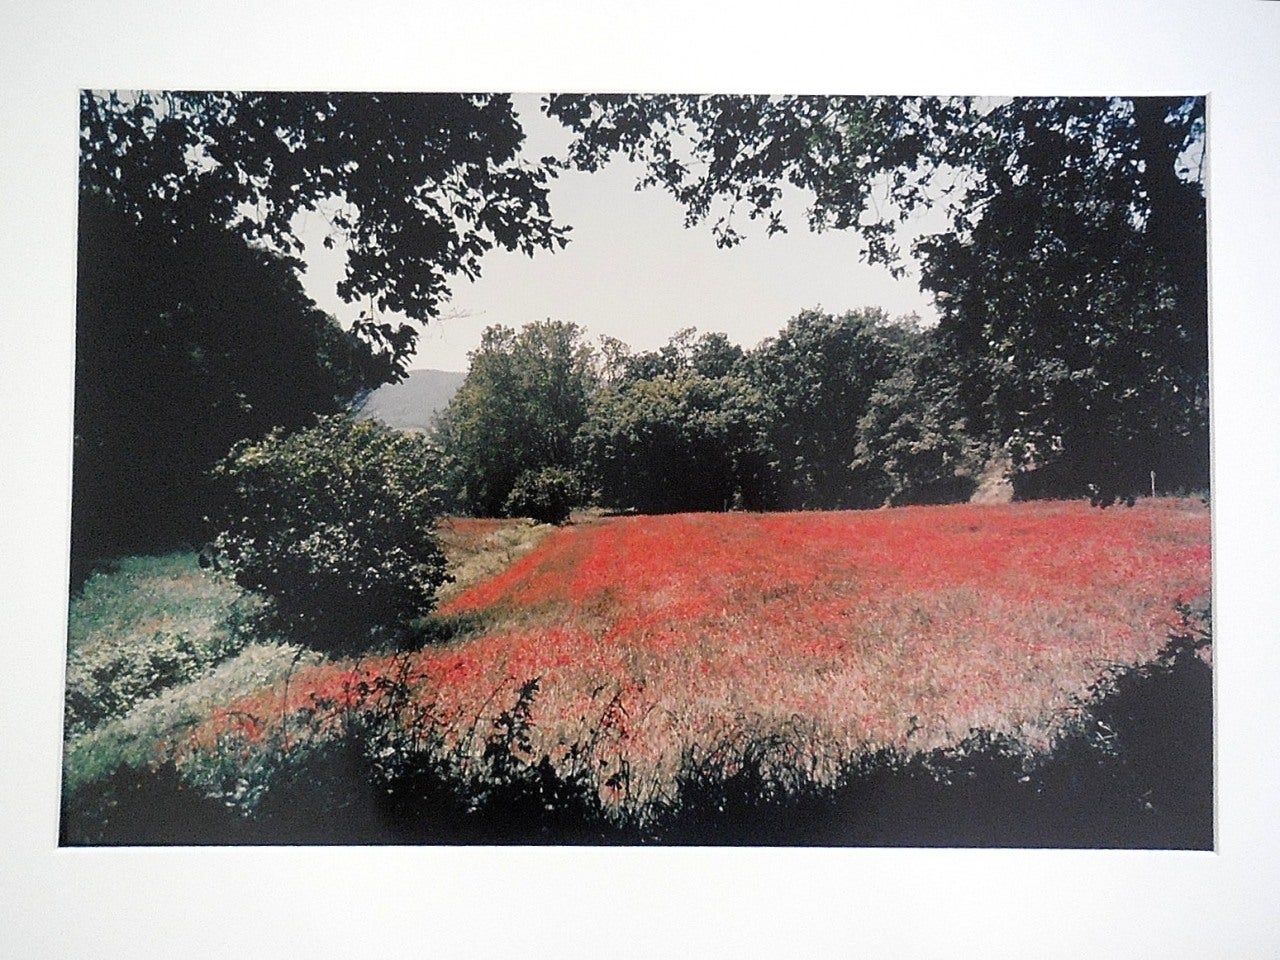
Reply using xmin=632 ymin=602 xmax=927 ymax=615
xmin=437 ymin=262 xmax=1208 ymax=519
xmin=432 ymin=312 xmax=986 ymax=519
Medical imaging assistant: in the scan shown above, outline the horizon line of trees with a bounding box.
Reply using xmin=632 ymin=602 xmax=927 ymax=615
xmin=431 ymin=305 xmax=1209 ymax=523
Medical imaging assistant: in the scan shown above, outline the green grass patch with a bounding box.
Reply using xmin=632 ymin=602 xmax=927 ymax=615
xmin=63 ymin=641 xmax=324 ymax=794
xmin=64 ymin=552 xmax=262 ymax=736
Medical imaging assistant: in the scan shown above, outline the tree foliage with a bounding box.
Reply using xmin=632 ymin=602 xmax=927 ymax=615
xmin=916 ymin=98 xmax=1209 ymax=497
xmin=545 ymin=94 xmax=1208 ymax=499
xmin=605 ymin=327 xmax=747 ymax=384
xmin=852 ymin=364 xmax=982 ymax=507
xmin=746 ymin=308 xmax=908 ymax=509
xmin=546 ymin=94 xmax=975 ymax=270
xmin=504 ymin=466 xmax=582 ymax=525
xmin=210 ymin=416 xmax=448 ymax=653
xmin=73 ymin=91 xmax=574 ymax=580
xmin=82 ymin=91 xmax=568 ymax=369
xmin=578 ymin=367 xmax=773 ymax=514
xmin=435 ymin=321 xmax=596 ymax=517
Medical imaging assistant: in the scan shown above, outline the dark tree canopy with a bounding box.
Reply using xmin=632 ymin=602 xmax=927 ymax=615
xmin=578 ymin=368 xmax=773 ymax=514
xmin=545 ymin=94 xmax=974 ymax=271
xmin=916 ymin=98 xmax=1209 ymax=497
xmin=852 ymin=357 xmax=983 ymax=507
xmin=545 ymin=94 xmax=1202 ymax=275
xmin=82 ymin=90 xmax=569 ymax=375
xmin=746 ymin=308 xmax=909 ymax=509
xmin=71 ymin=194 xmax=385 ymax=584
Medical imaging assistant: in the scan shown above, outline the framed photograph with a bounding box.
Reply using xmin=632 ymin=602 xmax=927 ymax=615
xmin=60 ymin=90 xmax=1212 ymax=851
xmin=3 ymin=1 xmax=1277 ymax=957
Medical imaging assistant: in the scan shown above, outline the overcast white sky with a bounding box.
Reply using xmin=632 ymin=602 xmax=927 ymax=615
xmin=296 ymin=94 xmax=940 ymax=373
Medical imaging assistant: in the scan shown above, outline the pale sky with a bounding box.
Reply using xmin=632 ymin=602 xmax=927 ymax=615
xmin=296 ymin=94 xmax=940 ymax=373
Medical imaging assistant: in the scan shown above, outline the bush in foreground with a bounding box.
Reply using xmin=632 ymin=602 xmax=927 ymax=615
xmin=209 ymin=415 xmax=449 ymax=653
xmin=65 ymin=627 xmax=243 ymax=737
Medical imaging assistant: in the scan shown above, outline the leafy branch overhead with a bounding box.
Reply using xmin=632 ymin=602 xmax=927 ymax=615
xmin=544 ymin=95 xmax=1204 ymax=275
xmin=81 ymin=91 xmax=570 ymax=372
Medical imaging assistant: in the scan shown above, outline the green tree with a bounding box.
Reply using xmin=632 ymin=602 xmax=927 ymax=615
xmin=745 ymin=308 xmax=907 ymax=509
xmin=578 ymin=369 xmax=773 ymax=514
xmin=852 ymin=363 xmax=983 ymax=506
xmin=435 ymin=321 xmax=597 ymax=516
xmin=504 ymin=466 xmax=582 ymax=525
xmin=610 ymin=328 xmax=747 ymax=383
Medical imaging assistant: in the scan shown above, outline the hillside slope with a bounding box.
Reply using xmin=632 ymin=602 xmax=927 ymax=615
xmin=356 ymin=368 xmax=465 ymax=432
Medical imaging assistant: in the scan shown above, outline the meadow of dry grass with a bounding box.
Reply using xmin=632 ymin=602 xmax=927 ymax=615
xmin=170 ymin=498 xmax=1210 ymax=825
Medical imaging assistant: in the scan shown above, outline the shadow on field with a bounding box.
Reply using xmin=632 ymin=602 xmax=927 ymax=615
xmin=61 ymin=615 xmax=1212 ymax=849
xmin=662 ymin=610 xmax=1212 ymax=849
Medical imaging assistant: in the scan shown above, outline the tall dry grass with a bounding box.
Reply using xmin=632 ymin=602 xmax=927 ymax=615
xmin=168 ymin=499 xmax=1210 ymax=825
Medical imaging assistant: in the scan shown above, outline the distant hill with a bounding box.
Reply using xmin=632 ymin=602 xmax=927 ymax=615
xmin=356 ymin=368 xmax=466 ymax=432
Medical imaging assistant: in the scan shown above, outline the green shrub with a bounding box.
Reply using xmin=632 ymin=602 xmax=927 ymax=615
xmin=210 ymin=415 xmax=449 ymax=652
xmin=503 ymin=466 xmax=580 ymax=524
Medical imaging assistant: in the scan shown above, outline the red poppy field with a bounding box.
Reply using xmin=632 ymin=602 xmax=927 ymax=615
xmin=176 ymin=498 xmax=1211 ymax=827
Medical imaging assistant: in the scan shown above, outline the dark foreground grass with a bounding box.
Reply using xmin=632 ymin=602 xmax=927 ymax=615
xmin=60 ymin=614 xmax=1212 ymax=848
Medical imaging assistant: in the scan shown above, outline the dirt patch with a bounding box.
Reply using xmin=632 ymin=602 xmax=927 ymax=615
xmin=970 ymin=453 xmax=1014 ymax=504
